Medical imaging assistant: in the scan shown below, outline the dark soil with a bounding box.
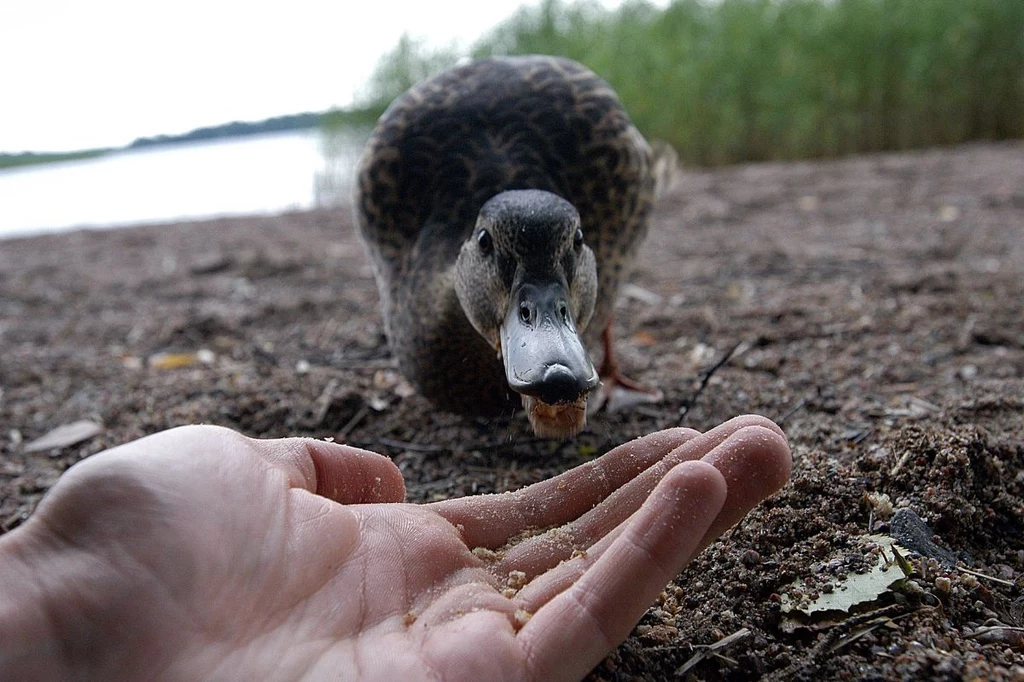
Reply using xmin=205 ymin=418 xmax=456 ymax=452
xmin=2 ymin=142 xmax=1023 ymax=680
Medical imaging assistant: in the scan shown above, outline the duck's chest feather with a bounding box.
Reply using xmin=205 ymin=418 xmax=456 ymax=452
xmin=386 ymin=227 xmax=516 ymax=415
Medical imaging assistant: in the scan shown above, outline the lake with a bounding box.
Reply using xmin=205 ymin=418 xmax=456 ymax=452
xmin=0 ymin=129 xmax=367 ymax=240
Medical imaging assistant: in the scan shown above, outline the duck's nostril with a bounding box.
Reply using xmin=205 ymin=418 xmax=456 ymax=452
xmin=520 ymin=302 xmax=532 ymax=324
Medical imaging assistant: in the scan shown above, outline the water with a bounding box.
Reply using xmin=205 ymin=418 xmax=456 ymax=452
xmin=0 ymin=129 xmax=367 ymax=240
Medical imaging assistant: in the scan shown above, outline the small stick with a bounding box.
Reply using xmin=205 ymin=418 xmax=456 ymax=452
xmin=967 ymin=625 xmax=1024 ymax=638
xmin=890 ymin=449 xmax=914 ymax=476
xmin=765 ymin=605 xmax=905 ymax=681
xmin=676 ymin=627 xmax=752 ymax=676
xmin=777 ymin=397 xmax=808 ymax=425
xmin=958 ymin=566 xmax=1015 ymax=587
xmin=311 ymin=378 xmax=339 ymax=427
xmin=337 ymin=404 xmax=370 ymax=441
xmin=677 ymin=339 xmax=744 ymax=424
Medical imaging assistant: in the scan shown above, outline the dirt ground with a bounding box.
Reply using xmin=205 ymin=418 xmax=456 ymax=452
xmin=2 ymin=141 xmax=1022 ymax=680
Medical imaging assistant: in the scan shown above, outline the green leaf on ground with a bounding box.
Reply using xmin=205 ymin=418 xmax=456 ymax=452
xmin=781 ymin=535 xmax=911 ymax=615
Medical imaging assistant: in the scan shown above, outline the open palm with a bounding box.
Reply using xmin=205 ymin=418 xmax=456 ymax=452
xmin=3 ymin=416 xmax=790 ymax=681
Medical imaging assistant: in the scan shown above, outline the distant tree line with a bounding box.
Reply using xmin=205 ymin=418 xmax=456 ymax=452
xmin=1 ymin=111 xmax=372 ymax=170
xmin=0 ymin=149 xmax=111 ymax=170
xmin=127 ymin=112 xmax=325 ymax=148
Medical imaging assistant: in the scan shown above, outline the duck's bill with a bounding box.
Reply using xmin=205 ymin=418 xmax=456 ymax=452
xmin=499 ymin=279 xmax=598 ymax=438
xmin=500 ymin=280 xmax=599 ymax=400
xmin=522 ymin=393 xmax=589 ymax=439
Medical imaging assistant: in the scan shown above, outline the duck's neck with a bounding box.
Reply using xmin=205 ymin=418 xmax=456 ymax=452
xmin=388 ymin=263 xmax=514 ymax=415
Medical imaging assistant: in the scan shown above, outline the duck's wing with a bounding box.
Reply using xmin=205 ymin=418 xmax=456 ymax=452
xmin=355 ymin=55 xmax=654 ymax=325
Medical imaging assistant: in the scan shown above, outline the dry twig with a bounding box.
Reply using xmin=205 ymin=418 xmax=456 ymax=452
xmin=676 ymin=339 xmax=744 ymax=424
xmin=676 ymin=627 xmax=752 ymax=676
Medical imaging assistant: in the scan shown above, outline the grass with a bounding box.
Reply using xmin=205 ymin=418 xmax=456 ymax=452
xmin=321 ymin=34 xmax=462 ymax=134
xmin=354 ymin=0 xmax=1024 ymax=166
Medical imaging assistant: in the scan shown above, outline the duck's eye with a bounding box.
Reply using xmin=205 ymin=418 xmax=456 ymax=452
xmin=573 ymin=228 xmax=584 ymax=250
xmin=477 ymin=229 xmax=493 ymax=256
xmin=519 ymin=302 xmax=532 ymax=324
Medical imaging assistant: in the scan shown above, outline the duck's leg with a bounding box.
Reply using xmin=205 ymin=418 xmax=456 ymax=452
xmin=589 ymin=319 xmax=664 ymax=413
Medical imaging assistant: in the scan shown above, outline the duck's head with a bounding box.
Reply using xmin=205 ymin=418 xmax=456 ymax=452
xmin=455 ymin=189 xmax=600 ymax=438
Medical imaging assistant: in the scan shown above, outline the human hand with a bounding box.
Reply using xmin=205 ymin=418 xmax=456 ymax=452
xmin=0 ymin=416 xmax=790 ymax=681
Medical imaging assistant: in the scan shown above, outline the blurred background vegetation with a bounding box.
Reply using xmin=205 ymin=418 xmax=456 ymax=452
xmin=328 ymin=0 xmax=1024 ymax=166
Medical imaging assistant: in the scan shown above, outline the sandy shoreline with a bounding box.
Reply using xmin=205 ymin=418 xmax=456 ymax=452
xmin=2 ymin=142 xmax=1023 ymax=679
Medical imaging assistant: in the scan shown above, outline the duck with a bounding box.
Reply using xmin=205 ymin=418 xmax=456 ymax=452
xmin=355 ymin=55 xmax=658 ymax=439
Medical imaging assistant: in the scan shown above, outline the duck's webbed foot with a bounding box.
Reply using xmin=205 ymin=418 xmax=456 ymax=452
xmin=587 ymin=322 xmax=664 ymax=414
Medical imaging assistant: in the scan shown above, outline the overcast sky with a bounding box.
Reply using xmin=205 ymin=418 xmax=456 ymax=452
xmin=0 ymin=0 xmax=573 ymax=153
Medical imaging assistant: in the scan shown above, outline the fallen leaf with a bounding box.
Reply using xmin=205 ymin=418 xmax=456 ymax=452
xmin=781 ymin=535 xmax=910 ymax=616
xmin=605 ymin=384 xmax=664 ymax=412
xmin=24 ymin=420 xmax=103 ymax=453
xmin=621 ymin=283 xmax=664 ymax=306
xmin=149 ymin=352 xmax=201 ymax=369
xmin=149 ymin=350 xmax=214 ymax=369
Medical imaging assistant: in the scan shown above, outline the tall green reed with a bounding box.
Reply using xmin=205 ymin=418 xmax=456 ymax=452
xmin=345 ymin=0 xmax=1024 ymax=166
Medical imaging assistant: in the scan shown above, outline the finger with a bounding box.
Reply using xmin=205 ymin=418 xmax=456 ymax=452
xmin=518 ymin=460 xmax=726 ymax=682
xmin=496 ymin=415 xmax=787 ymax=577
xmin=693 ymin=421 xmax=792 ymax=551
xmin=512 ymin=422 xmax=792 ymax=609
xmin=250 ymin=436 xmax=406 ymax=504
xmin=428 ymin=427 xmax=698 ymax=548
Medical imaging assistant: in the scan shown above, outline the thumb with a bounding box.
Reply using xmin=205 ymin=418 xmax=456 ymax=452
xmin=251 ymin=436 xmax=406 ymax=504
